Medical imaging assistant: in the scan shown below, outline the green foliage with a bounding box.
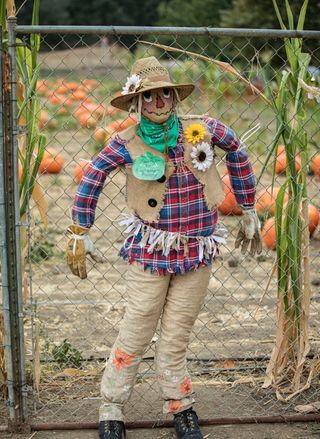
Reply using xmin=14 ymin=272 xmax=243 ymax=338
xmin=221 ymin=0 xmax=320 ymax=64
xmin=222 ymin=0 xmax=319 ymax=30
xmin=51 ymin=339 xmax=83 ymax=368
xmin=157 ymin=0 xmax=229 ymax=27
xmin=260 ymin=1 xmax=311 ymax=329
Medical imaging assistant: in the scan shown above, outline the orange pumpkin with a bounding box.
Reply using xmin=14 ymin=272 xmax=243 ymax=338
xmin=262 ymin=217 xmax=277 ymax=250
xmin=82 ymin=103 xmax=105 ymax=119
xmin=277 ymin=144 xmax=285 ymax=156
xmin=50 ymin=94 xmax=64 ymax=106
xmin=107 ymin=120 xmax=123 ymax=134
xmin=71 ymin=90 xmax=87 ymax=101
xmin=256 ymin=187 xmax=288 ymax=216
xmin=93 ymin=127 xmax=111 ymax=144
xmin=47 ymin=118 xmax=58 ymax=130
xmin=57 ymin=106 xmax=69 ymax=116
xmin=79 ymin=111 xmax=97 ymax=129
xmin=311 ymin=154 xmax=320 ymax=177
xmin=120 ymin=115 xmax=137 ymax=130
xmin=38 ymin=110 xmax=49 ymax=130
xmin=217 ymin=174 xmax=243 ymax=216
xmin=55 ymin=85 xmax=69 ymax=95
xmin=36 ymin=80 xmax=48 ymax=94
xmin=262 ymin=205 xmax=319 ymax=248
xmin=308 ymin=204 xmax=320 ymax=236
xmin=66 ymin=81 xmax=79 ymax=92
xmin=74 ymin=159 xmax=91 ymax=184
xmin=275 ymin=150 xmax=301 ymax=174
xmin=38 ymin=148 xmax=64 ymax=174
xmin=81 ymin=79 xmax=98 ymax=89
xmin=106 ymin=105 xmax=120 ymax=117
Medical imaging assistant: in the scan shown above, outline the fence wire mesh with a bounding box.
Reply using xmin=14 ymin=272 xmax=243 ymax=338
xmin=1 ymin=27 xmax=320 ymax=427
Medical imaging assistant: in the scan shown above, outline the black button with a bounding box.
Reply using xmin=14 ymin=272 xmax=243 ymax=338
xmin=148 ymin=198 xmax=157 ymax=207
xmin=157 ymin=175 xmax=166 ymax=183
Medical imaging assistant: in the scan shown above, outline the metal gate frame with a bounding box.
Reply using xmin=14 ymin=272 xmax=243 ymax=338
xmin=1 ymin=19 xmax=320 ymax=433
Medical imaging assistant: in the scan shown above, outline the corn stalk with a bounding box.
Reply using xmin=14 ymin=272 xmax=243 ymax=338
xmin=1 ymin=0 xmax=47 ymax=239
xmin=0 ymin=0 xmax=47 ymax=400
xmin=259 ymin=0 xmax=314 ymax=400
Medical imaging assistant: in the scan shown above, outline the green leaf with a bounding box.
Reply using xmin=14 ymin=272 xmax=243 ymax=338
xmin=257 ymin=123 xmax=283 ymax=185
xmin=272 ymin=0 xmax=287 ymax=30
xmin=285 ymin=0 xmax=294 ymax=30
xmin=30 ymin=0 xmax=41 ymax=69
xmin=20 ymin=135 xmax=46 ymax=218
xmin=0 ymin=0 xmax=6 ymax=30
xmin=297 ymin=0 xmax=309 ymax=31
xmin=16 ymin=39 xmax=33 ymax=82
xmin=17 ymin=64 xmax=41 ymax=121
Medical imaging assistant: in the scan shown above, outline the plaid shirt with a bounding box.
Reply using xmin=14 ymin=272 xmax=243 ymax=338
xmin=72 ymin=117 xmax=256 ymax=274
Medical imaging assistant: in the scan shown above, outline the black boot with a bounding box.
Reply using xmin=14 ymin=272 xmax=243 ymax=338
xmin=174 ymin=407 xmax=203 ymax=438
xmin=98 ymin=420 xmax=126 ymax=439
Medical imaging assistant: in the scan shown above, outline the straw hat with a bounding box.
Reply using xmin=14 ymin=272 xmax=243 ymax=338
xmin=110 ymin=56 xmax=195 ymax=111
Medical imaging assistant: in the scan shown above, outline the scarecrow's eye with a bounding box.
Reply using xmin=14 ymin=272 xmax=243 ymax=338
xmin=163 ymin=88 xmax=171 ymax=98
xmin=143 ymin=91 xmax=152 ymax=103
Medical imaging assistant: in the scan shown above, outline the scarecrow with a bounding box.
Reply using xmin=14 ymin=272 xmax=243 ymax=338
xmin=66 ymin=56 xmax=262 ymax=439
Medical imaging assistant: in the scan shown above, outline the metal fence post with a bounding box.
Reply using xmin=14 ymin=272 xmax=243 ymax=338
xmin=0 ymin=16 xmax=29 ymax=432
xmin=0 ymin=24 xmax=15 ymax=426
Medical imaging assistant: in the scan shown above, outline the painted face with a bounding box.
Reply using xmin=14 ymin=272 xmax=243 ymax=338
xmin=141 ymin=87 xmax=174 ymax=123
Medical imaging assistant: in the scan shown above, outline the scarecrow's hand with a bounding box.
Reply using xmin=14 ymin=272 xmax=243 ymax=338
xmin=66 ymin=224 xmax=103 ymax=279
xmin=234 ymin=208 xmax=262 ymax=257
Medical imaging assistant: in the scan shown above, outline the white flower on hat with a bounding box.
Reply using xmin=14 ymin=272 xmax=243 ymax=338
xmin=121 ymin=73 xmax=142 ymax=95
xmin=191 ymin=142 xmax=214 ymax=172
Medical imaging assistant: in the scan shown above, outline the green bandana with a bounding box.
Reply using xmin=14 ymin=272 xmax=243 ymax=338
xmin=138 ymin=113 xmax=179 ymax=152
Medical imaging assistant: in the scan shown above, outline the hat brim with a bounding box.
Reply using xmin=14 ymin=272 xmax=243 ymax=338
xmin=110 ymin=82 xmax=195 ymax=112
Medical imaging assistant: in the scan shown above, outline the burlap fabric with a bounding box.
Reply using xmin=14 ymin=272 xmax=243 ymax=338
xmin=99 ymin=263 xmax=212 ymax=421
xmin=111 ymin=56 xmax=194 ymax=112
xmin=119 ymin=118 xmax=225 ymax=222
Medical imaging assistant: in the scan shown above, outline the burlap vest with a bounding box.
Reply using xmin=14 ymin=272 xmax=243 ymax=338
xmin=117 ymin=117 xmax=224 ymax=222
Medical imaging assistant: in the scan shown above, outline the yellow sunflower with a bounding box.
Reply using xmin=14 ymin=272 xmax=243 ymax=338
xmin=184 ymin=123 xmax=205 ymax=144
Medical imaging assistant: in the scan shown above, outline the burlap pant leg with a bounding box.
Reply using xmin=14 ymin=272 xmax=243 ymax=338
xmin=155 ymin=265 xmax=212 ymax=414
xmin=99 ymin=263 xmax=170 ymax=422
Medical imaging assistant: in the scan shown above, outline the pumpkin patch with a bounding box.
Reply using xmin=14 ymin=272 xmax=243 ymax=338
xmin=217 ymin=174 xmax=243 ymax=216
xmin=38 ymin=148 xmax=64 ymax=174
xmin=311 ymin=154 xmax=320 ymax=177
xmin=256 ymin=187 xmax=288 ymax=216
xmin=74 ymin=159 xmax=91 ymax=184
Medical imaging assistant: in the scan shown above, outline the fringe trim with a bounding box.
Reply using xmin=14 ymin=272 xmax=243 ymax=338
xmin=119 ymin=213 xmax=227 ymax=261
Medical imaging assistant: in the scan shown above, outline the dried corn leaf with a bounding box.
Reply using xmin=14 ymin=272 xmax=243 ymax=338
xmin=298 ymin=78 xmax=320 ymax=98
xmin=34 ymin=319 xmax=41 ymax=395
xmin=23 ymin=272 xmax=29 ymax=304
xmin=140 ymin=41 xmax=272 ymax=107
xmin=295 ymin=401 xmax=320 ymax=414
xmin=231 ymin=377 xmax=256 ymax=387
xmin=31 ymin=180 xmax=48 ymax=229
xmin=54 ymin=367 xmax=102 ymax=379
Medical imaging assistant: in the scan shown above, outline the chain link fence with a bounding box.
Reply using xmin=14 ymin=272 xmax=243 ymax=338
xmin=1 ymin=25 xmax=320 ymax=430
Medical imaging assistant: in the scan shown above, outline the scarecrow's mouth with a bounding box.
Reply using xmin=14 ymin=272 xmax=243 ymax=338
xmin=143 ymin=108 xmax=172 ymax=116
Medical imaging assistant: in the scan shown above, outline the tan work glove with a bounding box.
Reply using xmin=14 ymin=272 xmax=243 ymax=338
xmin=235 ymin=208 xmax=262 ymax=257
xmin=66 ymin=224 xmax=103 ymax=279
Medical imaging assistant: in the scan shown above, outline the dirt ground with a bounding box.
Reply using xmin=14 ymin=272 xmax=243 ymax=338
xmin=1 ymin=423 xmax=320 ymax=439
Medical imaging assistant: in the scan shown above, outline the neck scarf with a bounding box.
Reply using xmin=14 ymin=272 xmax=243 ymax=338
xmin=138 ymin=112 xmax=179 ymax=152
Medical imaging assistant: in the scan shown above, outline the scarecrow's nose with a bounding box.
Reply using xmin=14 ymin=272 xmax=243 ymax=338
xmin=156 ymin=94 xmax=165 ymax=108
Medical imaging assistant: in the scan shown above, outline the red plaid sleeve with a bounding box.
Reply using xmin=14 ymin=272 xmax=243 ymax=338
xmin=204 ymin=117 xmax=256 ymax=209
xmin=72 ymin=136 xmax=132 ymax=228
